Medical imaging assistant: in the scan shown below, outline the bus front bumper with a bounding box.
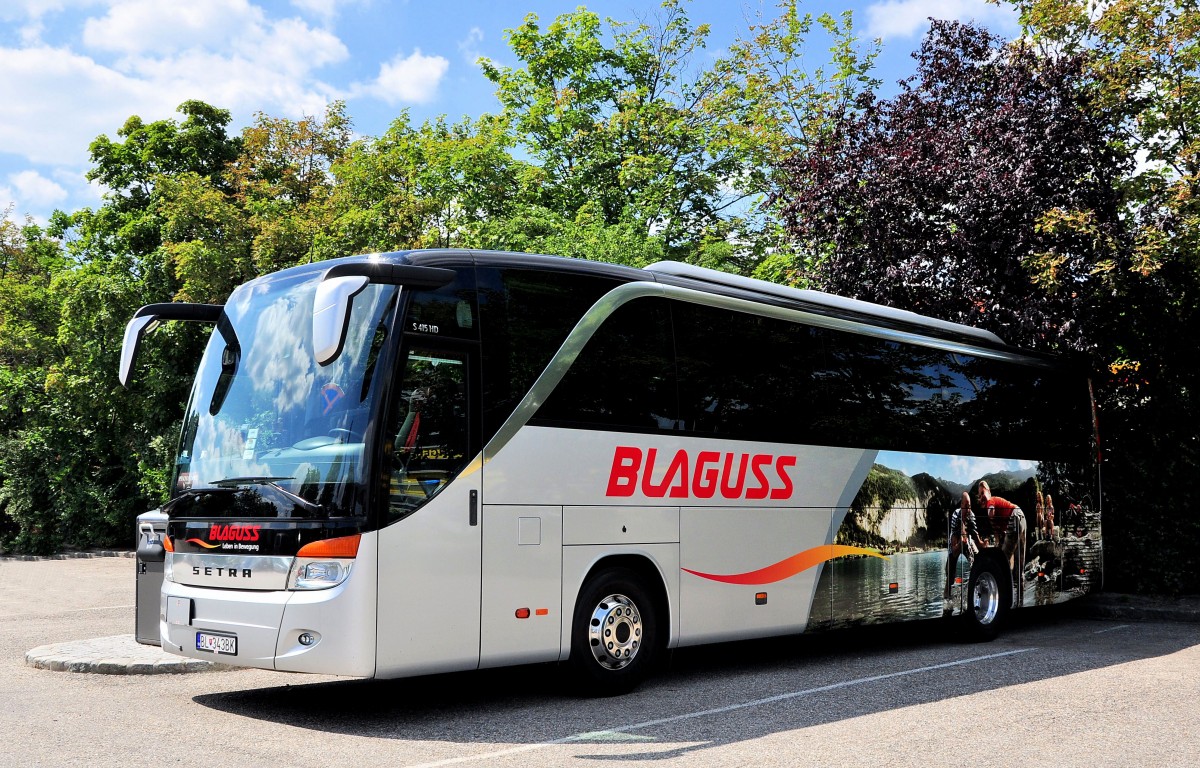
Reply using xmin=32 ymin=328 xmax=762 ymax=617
xmin=159 ymin=558 xmax=377 ymax=677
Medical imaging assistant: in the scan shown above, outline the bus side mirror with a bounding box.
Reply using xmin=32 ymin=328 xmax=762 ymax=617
xmin=312 ymin=261 xmax=456 ymax=365
xmin=119 ymin=303 xmax=223 ymax=388
xmin=119 ymin=315 xmax=160 ymax=389
xmin=313 ymin=275 xmax=370 ymax=366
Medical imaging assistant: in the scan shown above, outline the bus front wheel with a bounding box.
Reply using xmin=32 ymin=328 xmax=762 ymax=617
xmin=963 ymin=556 xmax=1011 ymax=642
xmin=568 ymin=568 xmax=660 ymax=696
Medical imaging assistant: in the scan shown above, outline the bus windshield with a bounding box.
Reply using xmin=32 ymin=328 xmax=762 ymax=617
xmin=171 ymin=268 xmax=398 ymax=518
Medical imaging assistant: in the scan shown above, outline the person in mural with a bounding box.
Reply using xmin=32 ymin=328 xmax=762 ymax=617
xmin=945 ymin=491 xmax=986 ymax=606
xmin=978 ymin=480 xmax=1028 ymax=605
xmin=1044 ymin=494 xmax=1056 ymax=540
xmin=1034 ymin=491 xmax=1046 ymax=542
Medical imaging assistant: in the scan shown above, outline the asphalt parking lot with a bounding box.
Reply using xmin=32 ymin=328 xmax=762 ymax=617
xmin=2 ymin=555 xmax=1198 ymax=767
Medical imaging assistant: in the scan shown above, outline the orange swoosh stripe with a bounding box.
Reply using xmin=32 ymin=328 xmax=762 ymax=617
xmin=186 ymin=538 xmax=222 ymax=549
xmin=682 ymin=545 xmax=887 ymax=585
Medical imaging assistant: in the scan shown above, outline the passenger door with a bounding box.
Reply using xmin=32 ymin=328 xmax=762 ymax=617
xmin=375 ymin=343 xmax=483 ymax=677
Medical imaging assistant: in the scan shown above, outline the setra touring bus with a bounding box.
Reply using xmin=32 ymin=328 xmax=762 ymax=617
xmin=120 ymin=250 xmax=1102 ymax=694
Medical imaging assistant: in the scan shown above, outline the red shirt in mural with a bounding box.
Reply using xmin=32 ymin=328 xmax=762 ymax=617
xmin=986 ymin=496 xmax=1019 ymax=531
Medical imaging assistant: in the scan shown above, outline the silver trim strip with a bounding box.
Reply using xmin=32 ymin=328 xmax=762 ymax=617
xmin=645 ymin=260 xmax=1007 ymax=346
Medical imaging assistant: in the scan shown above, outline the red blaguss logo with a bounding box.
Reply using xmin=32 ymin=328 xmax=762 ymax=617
xmin=207 ymin=523 xmax=262 ymax=542
xmin=605 ymin=446 xmax=797 ymax=500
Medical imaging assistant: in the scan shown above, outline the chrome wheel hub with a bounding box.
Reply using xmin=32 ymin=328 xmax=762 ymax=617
xmin=973 ymin=570 xmax=1001 ymax=625
xmin=587 ymin=593 xmax=642 ymax=670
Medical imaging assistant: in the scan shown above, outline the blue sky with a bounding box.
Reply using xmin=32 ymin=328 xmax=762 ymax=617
xmin=0 ymin=0 xmax=1019 ymax=225
xmin=876 ymin=450 xmax=1037 ymax=487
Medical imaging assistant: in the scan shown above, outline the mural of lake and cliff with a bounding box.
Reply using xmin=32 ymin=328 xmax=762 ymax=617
xmin=810 ymin=451 xmax=1102 ymax=631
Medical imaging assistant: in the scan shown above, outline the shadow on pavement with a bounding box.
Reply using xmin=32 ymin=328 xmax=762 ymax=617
xmin=191 ymin=604 xmax=1198 ymax=759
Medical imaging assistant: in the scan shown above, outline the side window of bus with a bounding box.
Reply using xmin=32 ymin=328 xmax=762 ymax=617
xmin=476 ymin=268 xmax=624 ymax=440
xmin=949 ymin=352 xmax=1088 ymax=462
xmin=820 ymin=331 xmax=1086 ymax=461
xmin=534 ymin=297 xmax=678 ymax=431
xmin=674 ymin=303 xmax=825 ymax=444
xmin=820 ymin=332 xmax=945 ymax=450
xmin=387 ymin=348 xmax=469 ymax=521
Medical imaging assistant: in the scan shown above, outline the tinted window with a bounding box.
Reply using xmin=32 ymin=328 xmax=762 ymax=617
xmin=820 ymin=331 xmax=941 ymax=450
xmin=480 ymin=275 xmax=1090 ymax=462
xmin=405 ymin=268 xmax=478 ymax=341
xmin=535 ymin=297 xmax=677 ymax=431
xmin=822 ymin=328 xmax=1089 ymax=460
xmin=674 ymin=302 xmax=827 ymax=443
xmin=477 ymin=267 xmax=625 ymax=441
xmin=385 ymin=346 xmax=470 ymax=523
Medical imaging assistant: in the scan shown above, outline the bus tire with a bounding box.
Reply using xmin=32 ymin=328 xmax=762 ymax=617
xmin=568 ymin=567 xmax=660 ymax=696
xmin=963 ymin=555 xmax=1011 ymax=642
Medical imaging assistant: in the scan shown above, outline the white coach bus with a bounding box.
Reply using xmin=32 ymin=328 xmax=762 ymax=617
xmin=120 ymin=250 xmax=1102 ymax=694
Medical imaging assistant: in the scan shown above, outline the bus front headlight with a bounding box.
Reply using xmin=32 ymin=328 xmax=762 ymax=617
xmin=287 ymin=558 xmax=354 ymax=590
xmin=286 ymin=534 xmax=360 ymax=591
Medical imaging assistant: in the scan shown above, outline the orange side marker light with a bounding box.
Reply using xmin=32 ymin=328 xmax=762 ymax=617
xmin=296 ymin=534 xmax=361 ymax=558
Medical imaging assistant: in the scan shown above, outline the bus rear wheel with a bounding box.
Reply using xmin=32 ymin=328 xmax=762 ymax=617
xmin=569 ymin=568 xmax=660 ymax=696
xmin=963 ymin=556 xmax=1011 ymax=642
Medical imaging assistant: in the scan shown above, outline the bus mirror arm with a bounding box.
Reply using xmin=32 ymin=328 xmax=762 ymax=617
xmin=119 ymin=303 xmax=223 ymax=388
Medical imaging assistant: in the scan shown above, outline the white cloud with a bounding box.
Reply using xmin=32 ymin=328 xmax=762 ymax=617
xmin=2 ymin=163 xmax=101 ymax=221
xmin=360 ymin=49 xmax=449 ymax=105
xmin=19 ymin=21 xmax=45 ymax=45
xmin=0 ymin=7 xmax=350 ymax=169
xmin=864 ymin=0 xmax=1017 ymax=40
xmin=82 ymin=0 xmax=263 ymax=55
xmin=947 ymin=455 xmax=1033 ymax=485
xmin=1 ymin=1 xmax=101 ymax=22
xmin=7 ymin=170 xmax=68 ymax=207
xmin=0 ymin=0 xmax=456 ymax=219
xmin=0 ymin=44 xmax=161 ymax=166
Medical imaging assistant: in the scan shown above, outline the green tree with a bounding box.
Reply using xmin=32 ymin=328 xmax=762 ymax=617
xmin=480 ymin=1 xmax=760 ymax=261
xmin=0 ymin=102 xmax=242 ymax=553
xmin=227 ymin=102 xmax=352 ymax=273
xmin=0 ymin=216 xmax=66 ymax=551
xmin=465 ymin=200 xmax=666 ymax=267
xmin=715 ymin=1 xmax=879 ymax=277
xmin=781 ymin=10 xmax=1200 ymax=593
xmin=1010 ymin=0 xmax=1200 ymax=593
xmin=325 ymin=112 xmax=525 ymax=255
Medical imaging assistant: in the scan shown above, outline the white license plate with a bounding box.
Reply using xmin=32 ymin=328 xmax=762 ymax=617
xmin=196 ymin=631 xmax=237 ymax=655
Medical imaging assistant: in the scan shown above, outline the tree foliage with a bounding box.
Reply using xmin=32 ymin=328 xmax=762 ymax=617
xmin=780 ymin=21 xmax=1130 ymax=350
xmin=10 ymin=1 xmax=1193 ymax=596
xmin=778 ymin=12 xmax=1200 ymax=593
xmin=1001 ymin=0 xmax=1200 ymax=593
xmin=479 ymin=0 xmax=823 ymax=265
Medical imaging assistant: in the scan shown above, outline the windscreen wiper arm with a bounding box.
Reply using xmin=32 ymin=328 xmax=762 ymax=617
xmin=211 ymin=476 xmax=323 ymax=514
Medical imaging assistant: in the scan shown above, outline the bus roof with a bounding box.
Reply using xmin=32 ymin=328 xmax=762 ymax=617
xmin=395 ymin=249 xmax=1012 ymax=352
xmin=644 ymin=260 xmax=1006 ymax=347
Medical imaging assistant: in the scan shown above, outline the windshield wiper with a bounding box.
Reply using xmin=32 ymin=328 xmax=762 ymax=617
xmin=211 ymin=476 xmax=323 ymax=515
xmin=212 ymin=475 xmax=293 ymax=487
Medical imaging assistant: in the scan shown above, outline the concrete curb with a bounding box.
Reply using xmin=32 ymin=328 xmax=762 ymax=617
xmin=25 ymin=634 xmax=235 ymax=675
xmin=1 ymin=550 xmax=135 ymax=561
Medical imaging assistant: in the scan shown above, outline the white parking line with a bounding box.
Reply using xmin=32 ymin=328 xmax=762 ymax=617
xmin=1093 ymin=624 xmax=1131 ymax=634
xmin=404 ymin=647 xmax=1036 ymax=768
